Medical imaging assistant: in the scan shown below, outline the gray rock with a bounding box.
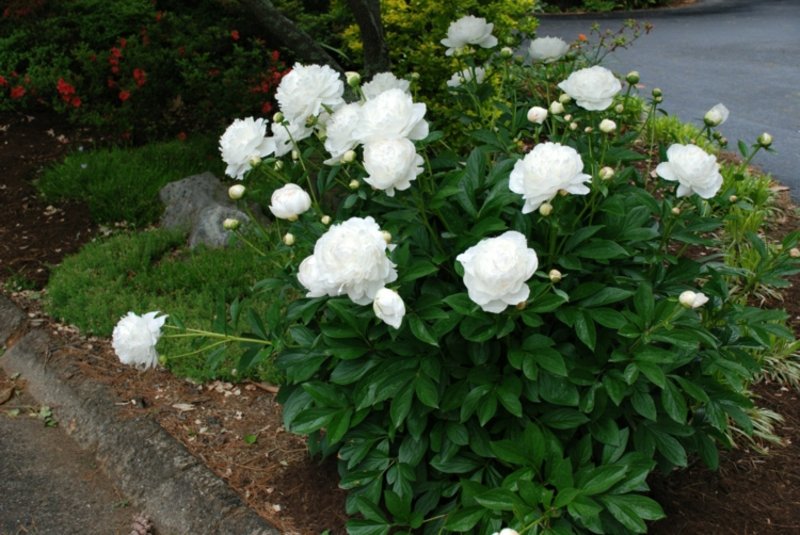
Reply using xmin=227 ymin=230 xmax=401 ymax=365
xmin=159 ymin=172 xmax=264 ymax=248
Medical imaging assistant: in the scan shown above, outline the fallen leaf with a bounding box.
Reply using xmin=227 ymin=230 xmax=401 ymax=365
xmin=172 ymin=403 xmax=195 ymax=412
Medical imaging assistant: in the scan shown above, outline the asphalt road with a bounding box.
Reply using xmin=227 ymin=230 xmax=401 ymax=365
xmin=536 ymin=0 xmax=800 ymax=199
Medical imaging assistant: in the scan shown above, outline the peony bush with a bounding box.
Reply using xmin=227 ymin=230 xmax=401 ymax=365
xmin=114 ymin=14 xmax=797 ymax=535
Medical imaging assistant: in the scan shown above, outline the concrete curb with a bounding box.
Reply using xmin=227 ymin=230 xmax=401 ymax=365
xmin=536 ymin=0 xmax=750 ymax=20
xmin=0 ymin=294 xmax=279 ymax=535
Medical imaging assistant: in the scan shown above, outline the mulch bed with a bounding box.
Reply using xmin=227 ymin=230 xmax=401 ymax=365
xmin=2 ymin=109 xmax=799 ymax=534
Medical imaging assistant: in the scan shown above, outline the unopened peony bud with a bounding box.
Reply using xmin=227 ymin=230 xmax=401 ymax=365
xmin=539 ymin=202 xmax=553 ymax=216
xmin=584 ymin=126 xmax=593 ymax=133
xmin=515 ymin=301 xmax=527 ymax=311
xmin=599 ymin=166 xmax=615 ymax=180
xmin=527 ymin=106 xmax=548 ymax=124
xmin=599 ymin=119 xmax=617 ymax=133
xmin=282 ymin=232 xmax=295 ymax=246
xmin=653 ymin=95 xmax=663 ymax=103
xmin=679 ymin=290 xmax=709 ymax=309
xmin=790 ymin=247 xmax=800 ymax=258
xmin=671 ymin=207 xmax=681 ymax=215
xmin=291 ymin=149 xmax=300 ymax=161
xmin=614 ymin=103 xmax=625 ymax=113
xmin=249 ymin=156 xmax=262 ymax=167
xmin=228 ymin=184 xmax=246 ymax=200
xmin=559 ymin=93 xmax=572 ymax=104
xmin=652 ymin=88 xmax=662 ymax=97
xmin=704 ymin=103 xmax=729 ymax=127
xmin=274 ymin=160 xmax=284 ymax=171
xmin=272 ymin=112 xmax=284 ymax=124
xmin=758 ymin=132 xmax=773 ymax=147
xmin=223 ymin=218 xmax=240 ymax=230
xmin=729 ymin=195 xmax=738 ymax=203
xmin=549 ymin=269 xmax=562 ymax=283
xmin=321 ymin=215 xmax=331 ymax=225
xmin=349 ymin=179 xmax=360 ymax=190
xmin=500 ymin=46 xmax=514 ymax=58
xmin=563 ymin=114 xmax=573 ymax=122
xmin=410 ymin=72 xmax=420 ymax=80
xmin=626 ymin=71 xmax=640 ymax=84
xmin=345 ymin=71 xmax=361 ymax=87
xmin=559 ymin=189 xmax=569 ymax=196
xmin=381 ymin=230 xmax=392 ymax=244
xmin=342 ymin=149 xmax=356 ymax=163
xmin=569 ymin=121 xmax=578 ymax=131
xmin=549 ymin=101 xmax=564 ymax=115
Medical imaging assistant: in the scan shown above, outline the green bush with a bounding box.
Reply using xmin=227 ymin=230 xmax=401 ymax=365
xmin=0 ymin=0 xmax=288 ymax=138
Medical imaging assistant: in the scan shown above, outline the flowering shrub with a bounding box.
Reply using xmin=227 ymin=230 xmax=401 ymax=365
xmin=116 ymin=13 xmax=797 ymax=535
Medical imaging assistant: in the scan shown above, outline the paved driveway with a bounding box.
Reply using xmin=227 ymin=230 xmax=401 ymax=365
xmin=535 ymin=0 xmax=800 ymax=199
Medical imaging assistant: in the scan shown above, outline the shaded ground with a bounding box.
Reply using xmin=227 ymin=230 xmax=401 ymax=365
xmin=2 ymin=110 xmax=800 ymax=534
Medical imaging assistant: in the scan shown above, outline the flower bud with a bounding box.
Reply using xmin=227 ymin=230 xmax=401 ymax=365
xmin=342 ymin=149 xmax=357 ymax=163
xmin=653 ymin=95 xmax=663 ymax=104
xmin=228 ymin=184 xmax=246 ymax=200
xmin=563 ymin=114 xmax=572 ymax=122
xmin=223 ymin=218 xmax=240 ymax=230
xmin=548 ymin=269 xmax=562 ymax=283
xmin=671 ymin=206 xmax=681 ymax=215
xmin=272 ymin=112 xmax=284 ymax=124
xmin=410 ymin=72 xmax=420 ymax=80
xmin=500 ymin=46 xmax=514 ymax=58
xmin=599 ymin=119 xmax=617 ymax=133
xmin=584 ymin=126 xmax=594 ymax=133
xmin=789 ymin=247 xmax=800 ymax=258
xmin=679 ymin=290 xmax=708 ymax=309
xmin=282 ymin=232 xmax=295 ymax=246
xmin=703 ymin=103 xmax=729 ymax=127
xmin=569 ymin=121 xmax=578 ymax=131
xmin=652 ymin=87 xmax=662 ymax=97
xmin=599 ymin=166 xmax=615 ymax=180
xmin=539 ymin=202 xmax=553 ymax=216
xmin=274 ymin=160 xmax=284 ymax=171
xmin=559 ymin=93 xmax=572 ymax=104
xmin=349 ymin=179 xmax=360 ymax=190
xmin=614 ymin=103 xmax=625 ymax=113
xmin=249 ymin=156 xmax=262 ymax=167
xmin=515 ymin=301 xmax=527 ymax=311
xmin=626 ymin=71 xmax=640 ymax=85
xmin=381 ymin=230 xmax=392 ymax=244
xmin=526 ymin=106 xmax=548 ymax=124
xmin=321 ymin=214 xmax=331 ymax=225
xmin=549 ymin=101 xmax=564 ymax=115
xmin=728 ymin=195 xmax=738 ymax=203
xmin=758 ymin=132 xmax=773 ymax=147
xmin=345 ymin=71 xmax=361 ymax=87
xmin=291 ymin=149 xmax=300 ymax=161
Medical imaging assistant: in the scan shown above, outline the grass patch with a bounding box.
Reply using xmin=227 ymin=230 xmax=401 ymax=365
xmin=37 ymin=135 xmax=226 ymax=227
xmin=45 ymin=228 xmax=292 ymax=381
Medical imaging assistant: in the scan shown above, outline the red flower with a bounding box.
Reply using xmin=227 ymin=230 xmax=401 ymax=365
xmin=119 ymin=37 xmax=127 ymax=48
xmin=0 ymin=75 xmax=7 ymax=87
xmin=133 ymin=68 xmax=147 ymax=87
xmin=119 ymin=89 xmax=131 ymax=102
xmin=71 ymin=96 xmax=81 ymax=108
xmin=271 ymin=50 xmax=280 ymax=62
xmin=107 ymin=78 xmax=117 ymax=89
xmin=208 ymin=68 xmax=220 ymax=77
xmin=10 ymin=85 xmax=26 ymax=99
xmin=231 ymin=30 xmax=240 ymax=41
xmin=176 ymin=131 xmax=187 ymax=141
xmin=155 ymin=11 xmax=164 ymax=22
xmin=111 ymin=66 xmax=120 ymax=75
xmin=261 ymin=101 xmax=273 ymax=114
xmin=578 ymin=33 xmax=588 ymax=42
xmin=57 ymin=78 xmax=76 ymax=99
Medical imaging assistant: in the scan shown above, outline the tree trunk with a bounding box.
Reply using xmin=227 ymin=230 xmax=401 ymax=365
xmin=344 ymin=0 xmax=390 ymax=77
xmin=238 ymin=0 xmax=344 ymax=72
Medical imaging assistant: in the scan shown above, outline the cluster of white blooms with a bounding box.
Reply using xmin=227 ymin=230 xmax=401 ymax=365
xmin=112 ymin=311 xmax=168 ymax=370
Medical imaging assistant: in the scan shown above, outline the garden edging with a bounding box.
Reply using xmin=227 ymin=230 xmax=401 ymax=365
xmin=0 ymin=294 xmax=279 ymax=535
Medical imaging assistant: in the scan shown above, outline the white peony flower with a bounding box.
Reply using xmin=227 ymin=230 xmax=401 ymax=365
xmin=528 ymin=36 xmax=570 ymax=63
xmin=508 ymin=142 xmax=592 ymax=214
xmin=679 ymin=290 xmax=709 ymax=309
xmin=557 ymin=66 xmax=622 ymax=111
xmin=112 ymin=311 xmax=168 ymax=370
xmin=549 ymin=101 xmax=564 ymax=115
xmin=298 ymin=216 xmax=397 ymax=305
xmin=527 ymin=106 xmax=548 ymax=124
xmin=441 ymin=15 xmax=498 ymax=56
xmin=656 ymin=143 xmax=723 ymax=199
xmin=270 ymin=119 xmax=313 ymax=157
xmin=362 ymin=72 xmax=411 ymax=99
xmin=457 ymin=231 xmax=538 ymax=314
xmin=228 ymin=184 xmax=246 ymax=200
xmin=362 ymin=138 xmax=424 ymax=197
xmin=703 ymin=103 xmax=729 ymax=127
xmin=492 ymin=530 xmax=520 ymax=535
xmin=323 ymin=103 xmax=363 ymax=165
xmin=269 ymin=183 xmax=312 ymax=220
xmin=354 ymin=88 xmax=429 ymax=144
xmin=275 ymin=63 xmax=345 ymax=125
xmin=599 ymin=118 xmax=617 ymax=133
xmin=373 ymin=287 xmax=406 ymax=328
xmin=446 ymin=66 xmax=486 ymax=88
xmin=219 ymin=117 xmax=276 ymax=180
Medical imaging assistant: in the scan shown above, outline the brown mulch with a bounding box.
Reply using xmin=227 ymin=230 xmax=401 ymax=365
xmin=2 ymin=109 xmax=800 ymax=534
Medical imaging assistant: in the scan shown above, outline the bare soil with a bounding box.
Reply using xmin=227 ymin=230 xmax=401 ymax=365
xmin=1 ymin=110 xmax=800 ymax=534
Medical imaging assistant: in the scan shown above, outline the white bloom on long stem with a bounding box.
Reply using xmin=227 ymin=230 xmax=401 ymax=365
xmin=354 ymin=88 xmax=429 ymax=144
xmin=219 ymin=117 xmax=276 ymax=180
xmin=446 ymin=66 xmax=486 ymax=88
xmin=323 ymin=103 xmax=363 ymax=165
xmin=373 ymin=288 xmax=405 ymax=328
xmin=509 ymin=142 xmax=592 ymax=214
xmin=362 ymin=72 xmax=411 ymax=99
xmin=528 ymin=36 xmax=569 ymax=63
xmin=363 ymin=138 xmax=424 ymax=196
xmin=527 ymin=106 xmax=548 ymax=124
xmin=112 ymin=311 xmax=168 ymax=370
xmin=679 ymin=290 xmax=709 ymax=309
xmin=269 ymin=183 xmax=312 ymax=220
xmin=656 ymin=143 xmax=723 ymax=199
xmin=557 ymin=66 xmax=622 ymax=111
xmin=441 ymin=15 xmax=498 ymax=56
xmin=457 ymin=231 xmax=538 ymax=314
xmin=704 ymin=103 xmax=729 ymax=127
xmin=298 ymin=216 xmax=397 ymax=305
xmin=275 ymin=63 xmax=345 ymax=125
